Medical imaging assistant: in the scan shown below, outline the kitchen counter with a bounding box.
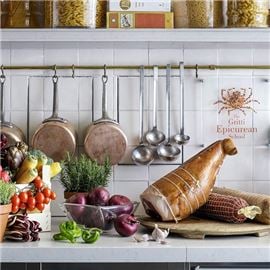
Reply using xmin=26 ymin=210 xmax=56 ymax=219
xmin=0 ymin=218 xmax=270 ymax=263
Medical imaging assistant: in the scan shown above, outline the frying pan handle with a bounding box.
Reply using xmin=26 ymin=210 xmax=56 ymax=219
xmin=51 ymin=75 xmax=59 ymax=119
xmin=0 ymin=74 xmax=6 ymax=123
xmin=102 ymin=73 xmax=109 ymax=119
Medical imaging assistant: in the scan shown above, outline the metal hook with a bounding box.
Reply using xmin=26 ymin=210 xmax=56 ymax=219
xmin=52 ymin=65 xmax=58 ymax=83
xmin=102 ymin=64 xmax=108 ymax=84
xmin=72 ymin=64 xmax=75 ymax=78
xmin=195 ymin=64 xmax=204 ymax=83
xmin=0 ymin=65 xmax=6 ymax=83
xmin=53 ymin=65 xmax=57 ymax=77
xmin=195 ymin=64 xmax=199 ymax=79
xmin=1 ymin=65 xmax=4 ymax=76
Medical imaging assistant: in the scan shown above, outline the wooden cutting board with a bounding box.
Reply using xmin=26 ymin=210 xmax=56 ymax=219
xmin=139 ymin=216 xmax=270 ymax=239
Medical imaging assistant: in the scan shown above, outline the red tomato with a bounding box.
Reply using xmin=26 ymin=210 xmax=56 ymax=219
xmin=36 ymin=203 xmax=45 ymax=212
xmin=35 ymin=192 xmax=45 ymax=204
xmin=19 ymin=202 xmax=26 ymax=210
xmin=11 ymin=195 xmax=20 ymax=207
xmin=27 ymin=197 xmax=36 ymax=208
xmin=43 ymin=197 xmax=50 ymax=205
xmin=50 ymin=191 xmax=56 ymax=200
xmin=27 ymin=190 xmax=33 ymax=197
xmin=27 ymin=204 xmax=36 ymax=211
xmin=33 ymin=177 xmax=44 ymax=190
xmin=12 ymin=205 xmax=19 ymax=213
xmin=42 ymin=188 xmax=51 ymax=198
xmin=19 ymin=192 xmax=28 ymax=203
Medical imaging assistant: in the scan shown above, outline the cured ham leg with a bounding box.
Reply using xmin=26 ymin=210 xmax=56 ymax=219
xmin=140 ymin=138 xmax=237 ymax=222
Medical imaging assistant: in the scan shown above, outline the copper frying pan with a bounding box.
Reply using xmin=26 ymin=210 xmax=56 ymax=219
xmin=0 ymin=72 xmax=25 ymax=146
xmin=84 ymin=68 xmax=127 ymax=165
xmin=32 ymin=75 xmax=77 ymax=161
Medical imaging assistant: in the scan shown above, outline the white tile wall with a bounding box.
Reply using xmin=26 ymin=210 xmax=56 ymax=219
xmin=1 ymin=43 xmax=270 ymax=217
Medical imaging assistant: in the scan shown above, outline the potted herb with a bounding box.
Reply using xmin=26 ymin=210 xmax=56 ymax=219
xmin=0 ymin=171 xmax=16 ymax=242
xmin=60 ymin=154 xmax=112 ymax=199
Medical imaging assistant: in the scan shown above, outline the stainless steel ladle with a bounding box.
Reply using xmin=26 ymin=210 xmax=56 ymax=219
xmin=157 ymin=64 xmax=181 ymax=161
xmin=132 ymin=66 xmax=154 ymax=165
xmin=145 ymin=66 xmax=165 ymax=146
xmin=174 ymin=62 xmax=190 ymax=145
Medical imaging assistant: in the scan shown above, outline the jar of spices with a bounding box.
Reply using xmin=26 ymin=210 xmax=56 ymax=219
xmin=227 ymin=0 xmax=269 ymax=27
xmin=30 ymin=0 xmax=53 ymax=28
xmin=53 ymin=0 xmax=97 ymax=28
xmin=96 ymin=0 xmax=107 ymax=28
xmin=0 ymin=0 xmax=53 ymax=28
xmin=1 ymin=0 xmax=30 ymax=28
xmin=185 ymin=0 xmax=224 ymax=28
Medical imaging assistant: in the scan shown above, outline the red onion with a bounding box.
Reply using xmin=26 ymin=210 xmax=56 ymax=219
xmin=88 ymin=187 xmax=110 ymax=206
xmin=114 ymin=214 xmax=139 ymax=237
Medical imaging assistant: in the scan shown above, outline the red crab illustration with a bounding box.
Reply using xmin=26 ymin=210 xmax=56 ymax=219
xmin=214 ymin=88 xmax=260 ymax=116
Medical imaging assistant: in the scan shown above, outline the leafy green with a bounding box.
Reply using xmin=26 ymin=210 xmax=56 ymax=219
xmin=59 ymin=154 xmax=112 ymax=192
xmin=0 ymin=181 xmax=16 ymax=205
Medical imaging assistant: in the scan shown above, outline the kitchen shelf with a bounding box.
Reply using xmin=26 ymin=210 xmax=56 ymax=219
xmin=1 ymin=29 xmax=270 ymax=46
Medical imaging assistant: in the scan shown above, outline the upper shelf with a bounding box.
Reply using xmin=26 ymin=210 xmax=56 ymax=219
xmin=1 ymin=28 xmax=270 ymax=44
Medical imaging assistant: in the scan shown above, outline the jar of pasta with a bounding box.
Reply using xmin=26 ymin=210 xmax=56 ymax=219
xmin=185 ymin=0 xmax=224 ymax=28
xmin=227 ymin=0 xmax=269 ymax=27
xmin=53 ymin=0 xmax=98 ymax=28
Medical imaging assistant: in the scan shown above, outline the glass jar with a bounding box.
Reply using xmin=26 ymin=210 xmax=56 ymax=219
xmin=96 ymin=0 xmax=107 ymax=28
xmin=1 ymin=0 xmax=30 ymax=28
xmin=0 ymin=0 xmax=52 ymax=28
xmin=185 ymin=0 xmax=224 ymax=28
xmin=30 ymin=0 xmax=53 ymax=28
xmin=227 ymin=0 xmax=269 ymax=27
xmin=53 ymin=0 xmax=97 ymax=28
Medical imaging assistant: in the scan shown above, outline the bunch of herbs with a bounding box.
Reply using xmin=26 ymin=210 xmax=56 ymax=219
xmin=60 ymin=154 xmax=112 ymax=192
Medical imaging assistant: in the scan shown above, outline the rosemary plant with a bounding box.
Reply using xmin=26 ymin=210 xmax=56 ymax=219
xmin=60 ymin=154 xmax=112 ymax=192
xmin=0 ymin=181 xmax=16 ymax=205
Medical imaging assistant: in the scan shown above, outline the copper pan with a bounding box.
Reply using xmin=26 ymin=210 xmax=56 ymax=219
xmin=0 ymin=73 xmax=25 ymax=146
xmin=32 ymin=75 xmax=77 ymax=161
xmin=84 ymin=67 xmax=127 ymax=165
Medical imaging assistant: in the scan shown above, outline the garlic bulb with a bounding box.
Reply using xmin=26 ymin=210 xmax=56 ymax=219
xmin=151 ymin=224 xmax=169 ymax=242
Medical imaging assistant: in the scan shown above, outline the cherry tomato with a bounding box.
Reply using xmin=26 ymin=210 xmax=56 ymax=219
xmin=19 ymin=202 xmax=26 ymax=210
xmin=33 ymin=177 xmax=44 ymax=190
xmin=27 ymin=204 xmax=36 ymax=211
xmin=11 ymin=195 xmax=20 ymax=207
xmin=12 ymin=205 xmax=19 ymax=213
xmin=36 ymin=203 xmax=45 ymax=212
xmin=19 ymin=192 xmax=28 ymax=203
xmin=42 ymin=187 xmax=51 ymax=198
xmin=43 ymin=197 xmax=50 ymax=205
xmin=27 ymin=190 xmax=33 ymax=197
xmin=50 ymin=191 xmax=56 ymax=200
xmin=27 ymin=197 xmax=36 ymax=208
xmin=35 ymin=192 xmax=45 ymax=204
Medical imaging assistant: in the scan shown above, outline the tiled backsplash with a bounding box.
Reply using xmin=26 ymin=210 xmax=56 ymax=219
xmin=1 ymin=43 xmax=270 ymax=216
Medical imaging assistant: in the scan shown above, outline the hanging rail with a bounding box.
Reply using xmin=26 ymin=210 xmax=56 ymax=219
xmin=1 ymin=65 xmax=270 ymax=70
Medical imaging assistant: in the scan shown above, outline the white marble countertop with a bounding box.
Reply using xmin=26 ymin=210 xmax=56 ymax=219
xmin=0 ymin=218 xmax=270 ymax=263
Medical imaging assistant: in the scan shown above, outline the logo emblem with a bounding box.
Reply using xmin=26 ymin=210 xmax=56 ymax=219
xmin=214 ymin=88 xmax=260 ymax=116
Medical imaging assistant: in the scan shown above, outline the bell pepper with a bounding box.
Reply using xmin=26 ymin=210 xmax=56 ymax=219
xmin=59 ymin=221 xmax=82 ymax=243
xmin=82 ymin=228 xmax=102 ymax=244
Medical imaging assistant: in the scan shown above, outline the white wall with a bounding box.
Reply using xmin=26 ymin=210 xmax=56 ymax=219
xmin=1 ymin=42 xmax=270 ymax=216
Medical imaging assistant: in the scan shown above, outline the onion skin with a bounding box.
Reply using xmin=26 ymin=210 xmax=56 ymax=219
xmin=66 ymin=193 xmax=87 ymax=219
xmin=114 ymin=214 xmax=139 ymax=237
xmin=109 ymin=195 xmax=131 ymax=206
xmin=88 ymin=187 xmax=110 ymax=206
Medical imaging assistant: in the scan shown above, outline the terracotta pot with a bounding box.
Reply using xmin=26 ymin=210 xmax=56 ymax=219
xmin=64 ymin=192 xmax=88 ymax=200
xmin=0 ymin=203 xmax=12 ymax=242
